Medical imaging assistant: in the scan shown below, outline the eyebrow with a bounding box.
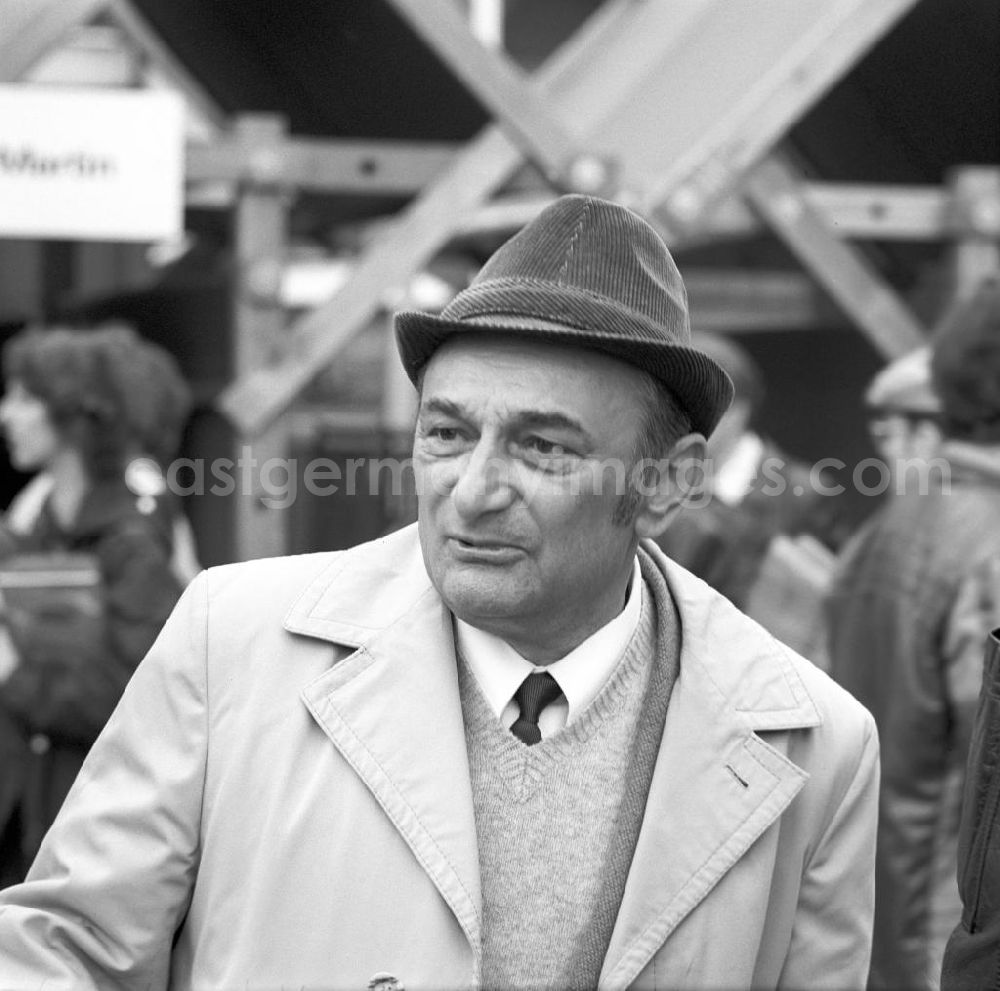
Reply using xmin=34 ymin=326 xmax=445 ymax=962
xmin=418 ymin=398 xmax=594 ymax=444
xmin=419 ymin=398 xmax=466 ymax=421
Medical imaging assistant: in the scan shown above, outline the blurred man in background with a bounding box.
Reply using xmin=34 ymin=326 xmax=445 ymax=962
xmin=655 ymin=332 xmax=845 ymax=660
xmin=826 ymin=281 xmax=1000 ymax=991
xmin=864 ymin=344 xmax=943 ymax=492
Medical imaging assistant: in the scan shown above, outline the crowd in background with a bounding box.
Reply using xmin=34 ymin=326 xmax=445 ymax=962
xmin=1 ymin=278 xmax=999 ymax=989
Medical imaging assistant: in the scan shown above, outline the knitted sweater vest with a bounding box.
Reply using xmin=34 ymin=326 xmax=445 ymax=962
xmin=458 ymin=572 xmax=680 ymax=990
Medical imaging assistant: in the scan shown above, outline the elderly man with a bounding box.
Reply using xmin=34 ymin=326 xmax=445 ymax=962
xmin=0 ymin=195 xmax=877 ymax=990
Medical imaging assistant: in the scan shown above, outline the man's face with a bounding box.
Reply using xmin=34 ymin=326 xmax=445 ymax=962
xmin=413 ymin=335 xmax=652 ymax=662
xmin=868 ymin=412 xmax=941 ymax=466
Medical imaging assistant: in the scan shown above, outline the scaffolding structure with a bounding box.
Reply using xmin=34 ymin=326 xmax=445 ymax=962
xmin=1 ymin=0 xmax=998 ymax=559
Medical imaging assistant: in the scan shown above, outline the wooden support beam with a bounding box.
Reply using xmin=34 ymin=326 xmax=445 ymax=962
xmin=805 ymin=184 xmax=949 ymax=241
xmin=182 ymin=174 xmax=958 ymax=242
xmin=0 ymin=0 xmax=108 ymax=81
xmin=231 ymin=115 xmax=292 ymax=560
xmin=744 ymin=155 xmax=926 ymax=359
xmin=457 ymin=184 xmax=959 ymax=244
xmin=187 ymin=137 xmax=457 ymax=195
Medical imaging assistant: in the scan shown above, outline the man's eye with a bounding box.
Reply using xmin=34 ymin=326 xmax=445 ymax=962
xmin=526 ymin=437 xmax=565 ymax=456
xmin=420 ymin=425 xmax=469 ymax=452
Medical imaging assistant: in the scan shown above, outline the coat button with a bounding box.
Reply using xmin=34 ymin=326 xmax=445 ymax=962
xmin=29 ymin=733 xmax=50 ymax=755
xmin=367 ymin=974 xmax=405 ymax=991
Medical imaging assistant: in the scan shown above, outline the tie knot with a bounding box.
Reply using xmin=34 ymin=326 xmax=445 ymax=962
xmin=514 ymin=671 xmax=562 ymax=726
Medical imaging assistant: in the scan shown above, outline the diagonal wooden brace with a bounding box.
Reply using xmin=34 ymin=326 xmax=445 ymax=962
xmin=0 ymin=0 xmax=109 ymax=82
xmin=745 ymin=156 xmax=925 ymax=359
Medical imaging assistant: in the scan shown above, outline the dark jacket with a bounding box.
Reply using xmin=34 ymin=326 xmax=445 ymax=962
xmin=826 ymin=443 xmax=1000 ymax=990
xmin=0 ymin=480 xmax=182 ymax=876
xmin=942 ymin=628 xmax=1000 ymax=991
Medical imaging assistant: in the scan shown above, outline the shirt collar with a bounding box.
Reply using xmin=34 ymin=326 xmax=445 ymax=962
xmin=455 ymin=557 xmax=643 ymax=725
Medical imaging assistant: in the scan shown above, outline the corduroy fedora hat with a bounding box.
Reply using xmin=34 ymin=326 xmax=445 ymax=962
xmin=395 ymin=194 xmax=734 ymax=436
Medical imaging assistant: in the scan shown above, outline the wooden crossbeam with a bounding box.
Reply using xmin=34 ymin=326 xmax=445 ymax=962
xmin=456 ymin=184 xmax=959 ymax=243
xmin=187 ymin=137 xmax=458 ymax=195
xmin=0 ymin=0 xmax=109 ymax=82
xmin=745 ymin=156 xmax=926 ymax=358
xmin=181 ymin=175 xmax=961 ymax=241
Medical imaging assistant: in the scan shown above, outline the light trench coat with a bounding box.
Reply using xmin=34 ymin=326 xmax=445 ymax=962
xmin=0 ymin=524 xmax=878 ymax=991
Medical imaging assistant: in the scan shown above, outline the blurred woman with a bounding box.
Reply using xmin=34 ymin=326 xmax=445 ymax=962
xmin=0 ymin=323 xmax=191 ymax=884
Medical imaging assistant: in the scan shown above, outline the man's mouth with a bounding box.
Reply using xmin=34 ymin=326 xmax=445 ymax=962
xmin=447 ymin=535 xmax=525 ymax=562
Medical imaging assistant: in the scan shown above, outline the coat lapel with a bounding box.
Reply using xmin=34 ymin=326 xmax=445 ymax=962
xmin=599 ymin=546 xmax=822 ymax=990
xmin=287 ymin=528 xmax=482 ymax=959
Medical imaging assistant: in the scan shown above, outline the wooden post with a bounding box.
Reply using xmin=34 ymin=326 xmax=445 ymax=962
xmin=231 ymin=114 xmax=291 ymax=560
xmin=947 ymin=166 xmax=1000 ymax=302
xmin=379 ymin=307 xmax=419 ymax=531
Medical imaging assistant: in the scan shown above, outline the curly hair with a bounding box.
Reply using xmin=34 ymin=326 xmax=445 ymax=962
xmin=3 ymin=323 xmax=192 ymax=479
xmin=931 ymin=279 xmax=1000 ymax=444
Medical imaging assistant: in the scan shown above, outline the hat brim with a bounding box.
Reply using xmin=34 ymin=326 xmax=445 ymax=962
xmin=395 ymin=312 xmax=735 ymax=438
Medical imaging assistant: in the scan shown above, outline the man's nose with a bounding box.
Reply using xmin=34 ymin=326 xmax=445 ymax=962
xmin=451 ymin=441 xmax=515 ymax=519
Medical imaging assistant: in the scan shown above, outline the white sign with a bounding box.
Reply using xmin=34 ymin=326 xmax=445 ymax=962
xmin=0 ymin=86 xmax=185 ymax=242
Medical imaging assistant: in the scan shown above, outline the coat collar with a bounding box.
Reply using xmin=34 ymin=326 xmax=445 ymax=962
xmin=286 ymin=524 xmax=821 ymax=982
xmin=286 ymin=525 xmax=821 ymax=732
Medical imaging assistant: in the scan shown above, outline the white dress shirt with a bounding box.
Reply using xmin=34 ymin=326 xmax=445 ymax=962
xmin=456 ymin=558 xmax=643 ymax=739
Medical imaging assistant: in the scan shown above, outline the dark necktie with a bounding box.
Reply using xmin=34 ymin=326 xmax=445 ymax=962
xmin=510 ymin=671 xmax=563 ymax=746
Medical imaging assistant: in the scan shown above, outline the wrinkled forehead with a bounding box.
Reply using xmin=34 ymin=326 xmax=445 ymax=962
xmin=421 ymin=332 xmax=649 ymax=393
xmin=418 ymin=333 xmax=650 ymax=437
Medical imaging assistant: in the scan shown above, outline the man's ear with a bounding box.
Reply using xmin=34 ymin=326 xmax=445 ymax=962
xmin=633 ymin=432 xmax=708 ymax=540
